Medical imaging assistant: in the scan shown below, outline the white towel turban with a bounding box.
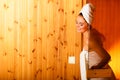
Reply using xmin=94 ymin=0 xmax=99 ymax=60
xmin=79 ymin=3 xmax=95 ymax=25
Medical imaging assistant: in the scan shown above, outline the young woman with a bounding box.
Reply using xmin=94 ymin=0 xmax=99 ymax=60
xmin=76 ymin=3 xmax=116 ymax=80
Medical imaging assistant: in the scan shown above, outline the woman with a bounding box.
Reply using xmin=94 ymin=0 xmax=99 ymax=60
xmin=76 ymin=3 xmax=116 ymax=80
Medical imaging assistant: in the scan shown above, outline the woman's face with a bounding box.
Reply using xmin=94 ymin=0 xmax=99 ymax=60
xmin=76 ymin=15 xmax=88 ymax=33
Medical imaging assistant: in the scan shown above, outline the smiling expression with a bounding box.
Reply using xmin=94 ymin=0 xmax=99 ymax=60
xmin=76 ymin=15 xmax=88 ymax=33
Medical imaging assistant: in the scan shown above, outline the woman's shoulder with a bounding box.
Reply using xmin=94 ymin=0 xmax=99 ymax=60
xmin=89 ymin=28 xmax=105 ymax=47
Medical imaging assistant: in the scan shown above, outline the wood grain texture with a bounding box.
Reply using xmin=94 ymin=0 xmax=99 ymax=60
xmin=0 ymin=0 xmax=86 ymax=79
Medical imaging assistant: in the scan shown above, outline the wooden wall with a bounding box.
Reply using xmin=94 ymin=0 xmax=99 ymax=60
xmin=88 ymin=0 xmax=120 ymax=79
xmin=0 ymin=0 xmax=86 ymax=80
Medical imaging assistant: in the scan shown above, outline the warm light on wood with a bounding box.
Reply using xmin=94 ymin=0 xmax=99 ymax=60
xmin=109 ymin=40 xmax=120 ymax=79
xmin=0 ymin=0 xmax=86 ymax=79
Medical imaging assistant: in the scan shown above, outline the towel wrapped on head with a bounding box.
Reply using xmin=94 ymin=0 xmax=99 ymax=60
xmin=79 ymin=3 xmax=95 ymax=25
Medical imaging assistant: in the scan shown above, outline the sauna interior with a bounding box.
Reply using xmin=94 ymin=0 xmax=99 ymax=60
xmin=0 ymin=0 xmax=120 ymax=80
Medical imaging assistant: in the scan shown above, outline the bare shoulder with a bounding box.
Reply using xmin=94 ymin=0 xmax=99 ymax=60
xmin=89 ymin=28 xmax=105 ymax=49
xmin=88 ymin=28 xmax=110 ymax=58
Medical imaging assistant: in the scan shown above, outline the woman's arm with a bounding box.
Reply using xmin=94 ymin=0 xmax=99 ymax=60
xmin=89 ymin=39 xmax=111 ymax=69
xmin=91 ymin=47 xmax=111 ymax=69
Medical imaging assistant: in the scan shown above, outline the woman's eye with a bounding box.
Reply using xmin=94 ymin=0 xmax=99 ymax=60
xmin=79 ymin=23 xmax=83 ymax=26
xmin=76 ymin=21 xmax=78 ymax=24
xmin=76 ymin=21 xmax=84 ymax=26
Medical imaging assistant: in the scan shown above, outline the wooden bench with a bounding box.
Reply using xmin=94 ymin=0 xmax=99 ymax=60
xmin=87 ymin=69 xmax=112 ymax=78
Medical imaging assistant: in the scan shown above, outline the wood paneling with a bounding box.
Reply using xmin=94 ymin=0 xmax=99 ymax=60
xmin=0 ymin=0 xmax=86 ymax=79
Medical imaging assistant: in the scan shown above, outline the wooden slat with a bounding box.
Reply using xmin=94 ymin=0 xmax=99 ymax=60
xmin=87 ymin=69 xmax=112 ymax=78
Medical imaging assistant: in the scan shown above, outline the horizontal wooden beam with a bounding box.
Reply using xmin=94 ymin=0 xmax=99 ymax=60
xmin=87 ymin=69 xmax=112 ymax=78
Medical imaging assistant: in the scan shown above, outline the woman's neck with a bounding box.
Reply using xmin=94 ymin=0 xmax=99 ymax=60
xmin=83 ymin=30 xmax=89 ymax=39
xmin=83 ymin=30 xmax=90 ymax=50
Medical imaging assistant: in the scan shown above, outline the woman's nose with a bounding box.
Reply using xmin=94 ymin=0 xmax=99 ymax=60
xmin=76 ymin=24 xmax=80 ymax=28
